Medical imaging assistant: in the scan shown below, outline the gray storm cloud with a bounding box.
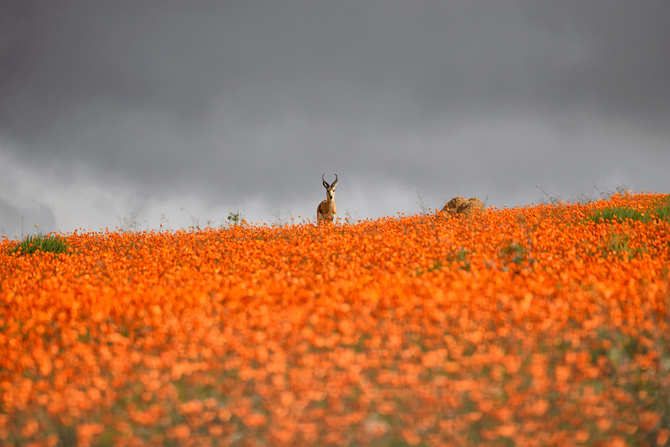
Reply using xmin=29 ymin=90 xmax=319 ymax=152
xmin=1 ymin=0 xmax=668 ymax=233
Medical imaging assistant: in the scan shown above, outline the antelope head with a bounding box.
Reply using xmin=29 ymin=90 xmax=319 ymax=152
xmin=322 ymin=174 xmax=338 ymax=201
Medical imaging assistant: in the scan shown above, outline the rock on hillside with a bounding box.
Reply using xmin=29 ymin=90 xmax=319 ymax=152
xmin=441 ymin=197 xmax=485 ymax=215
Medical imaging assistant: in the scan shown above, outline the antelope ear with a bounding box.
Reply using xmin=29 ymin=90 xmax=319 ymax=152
xmin=331 ymin=174 xmax=338 ymax=189
xmin=322 ymin=174 xmax=330 ymax=189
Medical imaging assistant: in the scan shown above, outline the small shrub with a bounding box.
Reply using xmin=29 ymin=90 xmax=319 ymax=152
xmin=226 ymin=210 xmax=245 ymax=227
xmin=12 ymin=233 xmax=69 ymax=255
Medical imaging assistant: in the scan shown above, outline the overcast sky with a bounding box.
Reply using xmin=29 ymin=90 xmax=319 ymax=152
xmin=1 ymin=1 xmax=669 ymax=236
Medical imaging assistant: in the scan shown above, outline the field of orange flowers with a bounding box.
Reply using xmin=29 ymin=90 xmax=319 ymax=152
xmin=1 ymin=193 xmax=669 ymax=446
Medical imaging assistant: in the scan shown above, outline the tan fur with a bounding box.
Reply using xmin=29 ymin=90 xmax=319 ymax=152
xmin=317 ymin=199 xmax=337 ymax=223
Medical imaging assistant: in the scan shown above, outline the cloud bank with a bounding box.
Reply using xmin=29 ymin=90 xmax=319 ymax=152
xmin=1 ymin=1 xmax=668 ymax=234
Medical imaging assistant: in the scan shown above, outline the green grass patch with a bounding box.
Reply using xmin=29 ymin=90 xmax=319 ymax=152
xmin=602 ymin=232 xmax=646 ymax=259
xmin=587 ymin=206 xmax=652 ymax=224
xmin=653 ymin=194 xmax=670 ymax=220
xmin=447 ymin=248 xmax=471 ymax=271
xmin=12 ymin=233 xmax=69 ymax=255
xmin=586 ymin=196 xmax=670 ymax=225
xmin=499 ymin=241 xmax=528 ymax=267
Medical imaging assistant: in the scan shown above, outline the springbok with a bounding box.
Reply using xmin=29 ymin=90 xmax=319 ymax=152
xmin=317 ymin=174 xmax=338 ymax=223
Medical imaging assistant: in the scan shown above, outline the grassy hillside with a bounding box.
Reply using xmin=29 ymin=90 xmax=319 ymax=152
xmin=1 ymin=193 xmax=669 ymax=446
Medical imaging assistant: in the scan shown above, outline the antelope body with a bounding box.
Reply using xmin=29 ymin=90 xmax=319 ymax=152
xmin=317 ymin=174 xmax=338 ymax=223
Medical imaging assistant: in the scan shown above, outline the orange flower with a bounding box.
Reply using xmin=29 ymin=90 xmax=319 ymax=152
xmin=609 ymin=436 xmax=627 ymax=447
xmin=21 ymin=419 xmax=39 ymax=438
xmin=497 ymin=424 xmax=517 ymax=437
xmin=555 ymin=365 xmax=571 ymax=382
xmin=638 ymin=411 xmax=661 ymax=431
xmin=596 ymin=418 xmax=612 ymax=431
xmin=574 ymin=430 xmax=589 ymax=443
xmin=243 ymin=413 xmax=268 ymax=428
xmin=208 ymin=424 xmax=224 ymax=436
xmin=401 ymin=428 xmax=422 ymax=446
